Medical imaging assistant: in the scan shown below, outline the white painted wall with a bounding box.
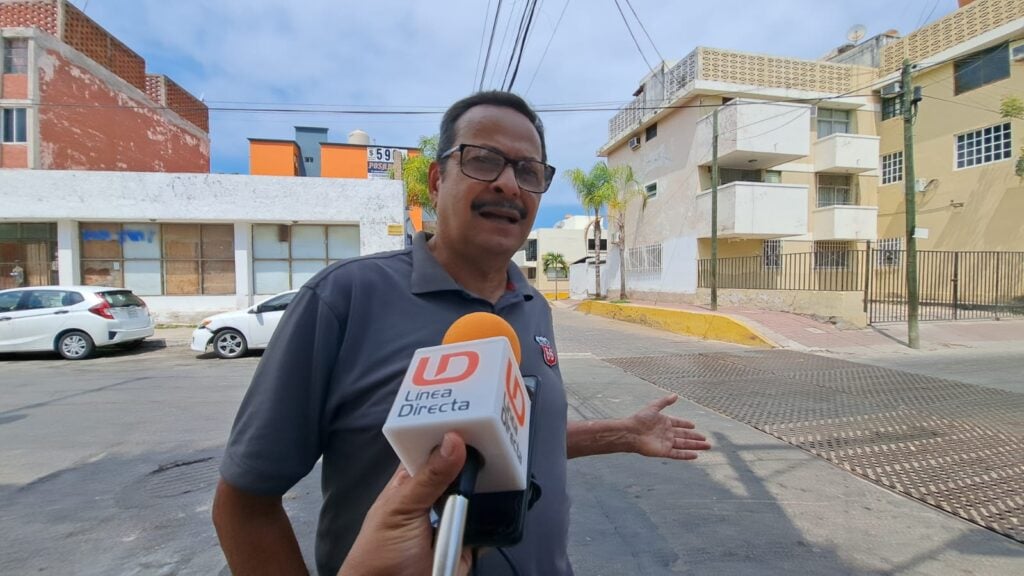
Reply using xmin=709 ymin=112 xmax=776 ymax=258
xmin=603 ymin=235 xmax=698 ymax=297
xmin=813 ymin=134 xmax=881 ymax=173
xmin=812 ymin=206 xmax=879 ymax=241
xmin=695 ymin=182 xmax=809 ymax=238
xmin=1 ymin=169 xmax=405 ymax=322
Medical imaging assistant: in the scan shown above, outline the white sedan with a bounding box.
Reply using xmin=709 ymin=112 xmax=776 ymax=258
xmin=191 ymin=290 xmax=298 ymax=359
xmin=0 ymin=286 xmax=154 ymax=360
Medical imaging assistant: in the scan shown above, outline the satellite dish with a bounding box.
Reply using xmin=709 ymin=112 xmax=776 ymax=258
xmin=847 ymin=24 xmax=867 ymax=44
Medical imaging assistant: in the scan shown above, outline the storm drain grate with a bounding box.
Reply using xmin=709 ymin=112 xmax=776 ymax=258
xmin=607 ymin=351 xmax=1024 ymax=543
xmin=142 ymin=457 xmax=220 ymax=498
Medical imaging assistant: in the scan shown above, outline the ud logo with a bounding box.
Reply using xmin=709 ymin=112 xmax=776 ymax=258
xmin=535 ymin=336 xmax=557 ymax=367
xmin=411 ymin=351 xmax=480 ymax=386
xmin=504 ymin=359 xmax=527 ymax=427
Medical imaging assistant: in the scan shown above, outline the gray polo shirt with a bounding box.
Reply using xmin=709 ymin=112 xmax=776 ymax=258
xmin=221 ymin=232 xmax=572 ymax=575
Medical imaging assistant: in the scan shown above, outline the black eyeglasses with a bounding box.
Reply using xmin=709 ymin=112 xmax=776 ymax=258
xmin=439 ymin=144 xmax=556 ymax=194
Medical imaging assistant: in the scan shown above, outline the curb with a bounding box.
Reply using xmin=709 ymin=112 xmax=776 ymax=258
xmin=577 ymin=301 xmax=776 ymax=348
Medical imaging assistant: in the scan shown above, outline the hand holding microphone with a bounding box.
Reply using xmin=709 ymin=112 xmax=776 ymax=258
xmin=339 ymin=432 xmax=472 ymax=576
xmin=383 ymin=312 xmax=535 ymax=576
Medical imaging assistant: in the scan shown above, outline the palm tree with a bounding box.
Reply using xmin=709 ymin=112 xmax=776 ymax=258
xmin=565 ymin=163 xmax=614 ymax=298
xmin=541 ymin=252 xmax=569 ymax=300
xmin=541 ymin=251 xmax=568 ymax=279
xmin=400 ymin=135 xmax=438 ymax=215
xmin=606 ymin=164 xmax=644 ymax=300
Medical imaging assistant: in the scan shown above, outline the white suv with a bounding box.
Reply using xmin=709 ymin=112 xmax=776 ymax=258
xmin=0 ymin=286 xmax=154 ymax=360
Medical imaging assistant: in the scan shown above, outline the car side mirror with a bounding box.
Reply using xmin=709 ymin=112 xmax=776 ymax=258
xmin=251 ymin=305 xmax=264 ymax=314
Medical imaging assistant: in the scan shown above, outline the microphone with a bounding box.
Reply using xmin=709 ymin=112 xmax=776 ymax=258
xmin=382 ymin=312 xmax=533 ymax=576
xmin=383 ymin=312 xmax=531 ymax=493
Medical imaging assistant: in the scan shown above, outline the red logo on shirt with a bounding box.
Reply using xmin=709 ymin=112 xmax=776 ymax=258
xmin=535 ymin=336 xmax=557 ymax=367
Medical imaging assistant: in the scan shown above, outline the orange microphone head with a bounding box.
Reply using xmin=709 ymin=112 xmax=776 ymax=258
xmin=442 ymin=312 xmax=522 ymax=364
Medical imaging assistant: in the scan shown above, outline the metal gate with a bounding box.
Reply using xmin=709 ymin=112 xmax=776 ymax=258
xmin=866 ymin=249 xmax=1024 ymax=323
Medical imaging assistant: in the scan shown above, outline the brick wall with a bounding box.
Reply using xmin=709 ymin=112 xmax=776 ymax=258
xmin=60 ymin=0 xmax=146 ymax=92
xmin=163 ymin=75 xmax=208 ymax=133
xmin=0 ymin=0 xmax=57 ymax=34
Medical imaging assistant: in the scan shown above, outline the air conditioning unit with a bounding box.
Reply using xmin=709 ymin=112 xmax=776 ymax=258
xmin=880 ymin=82 xmax=903 ymax=97
xmin=628 ymin=136 xmax=642 ymax=150
xmin=1012 ymin=44 xmax=1024 ymax=62
xmin=915 ymin=178 xmax=931 ymax=193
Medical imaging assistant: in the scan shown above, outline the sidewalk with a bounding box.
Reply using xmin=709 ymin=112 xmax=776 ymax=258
xmin=559 ymin=297 xmax=1024 ymax=355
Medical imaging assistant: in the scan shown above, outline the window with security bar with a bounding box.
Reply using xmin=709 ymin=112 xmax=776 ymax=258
xmin=813 ymin=241 xmax=851 ymax=270
xmin=762 ymin=239 xmax=782 ymax=269
xmin=816 ymin=174 xmax=854 ymax=207
xmin=954 ymin=44 xmax=1009 ymax=95
xmin=956 ymin=122 xmax=1012 ymax=169
xmin=881 ymin=95 xmax=902 ymax=121
xmin=881 ymin=151 xmax=903 ymax=185
xmin=626 ymin=244 xmax=662 ymax=278
xmin=876 ymin=237 xmax=902 ymax=268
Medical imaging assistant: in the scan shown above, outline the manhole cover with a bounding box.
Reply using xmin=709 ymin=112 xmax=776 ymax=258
xmin=142 ymin=457 xmax=220 ymax=498
xmin=607 ymin=351 xmax=1024 ymax=543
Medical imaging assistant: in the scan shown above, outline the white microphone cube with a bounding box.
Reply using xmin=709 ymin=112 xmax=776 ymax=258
xmin=383 ymin=337 xmax=532 ymax=493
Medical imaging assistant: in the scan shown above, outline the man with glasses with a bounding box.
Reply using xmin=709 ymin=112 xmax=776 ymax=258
xmin=213 ymin=91 xmax=710 ymax=575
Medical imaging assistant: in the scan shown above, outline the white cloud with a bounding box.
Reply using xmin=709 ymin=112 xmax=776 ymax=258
xmin=69 ymin=0 xmax=952 ymax=208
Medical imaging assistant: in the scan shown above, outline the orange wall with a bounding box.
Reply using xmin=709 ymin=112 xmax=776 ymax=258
xmin=250 ymin=141 xmax=300 ymax=176
xmin=322 ymin=145 xmax=368 ymax=179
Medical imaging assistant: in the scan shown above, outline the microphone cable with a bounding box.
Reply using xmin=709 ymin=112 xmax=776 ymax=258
xmin=470 ymin=547 xmax=521 ymax=576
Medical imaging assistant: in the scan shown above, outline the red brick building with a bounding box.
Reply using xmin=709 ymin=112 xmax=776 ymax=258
xmin=0 ymin=0 xmax=209 ymax=172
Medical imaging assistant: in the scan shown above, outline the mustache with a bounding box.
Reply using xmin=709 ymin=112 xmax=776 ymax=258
xmin=470 ymin=199 xmax=528 ymax=220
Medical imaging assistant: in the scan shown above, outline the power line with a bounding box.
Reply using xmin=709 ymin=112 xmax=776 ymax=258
xmin=501 ymin=0 xmax=536 ymax=89
xmin=525 ymin=0 xmax=571 ymax=96
xmin=612 ymin=0 xmax=656 ymax=75
xmin=472 ymin=0 xmax=495 ymax=92
xmin=479 ymin=0 xmax=505 ymax=91
xmin=491 ymin=0 xmax=521 ymax=89
xmin=623 ymin=0 xmax=664 ymax=64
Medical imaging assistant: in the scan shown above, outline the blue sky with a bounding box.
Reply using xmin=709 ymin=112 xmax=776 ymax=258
xmin=69 ymin=0 xmax=953 ymax=228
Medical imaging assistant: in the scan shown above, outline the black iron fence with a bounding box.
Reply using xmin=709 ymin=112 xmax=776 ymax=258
xmin=697 ymin=249 xmax=1024 ymax=323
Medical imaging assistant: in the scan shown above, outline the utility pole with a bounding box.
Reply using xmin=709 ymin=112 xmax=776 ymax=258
xmin=710 ymin=107 xmax=719 ymax=311
xmin=902 ymin=59 xmax=920 ymax=349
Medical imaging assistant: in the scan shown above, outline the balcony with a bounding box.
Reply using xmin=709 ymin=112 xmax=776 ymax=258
xmin=813 ymin=134 xmax=880 ymax=174
xmin=812 ymin=205 xmax=878 ymax=241
xmin=695 ymin=182 xmax=809 ymax=239
xmin=696 ymin=100 xmax=812 ymax=169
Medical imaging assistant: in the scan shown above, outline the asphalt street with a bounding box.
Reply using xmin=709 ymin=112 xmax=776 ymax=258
xmin=0 ymin=308 xmax=1021 ymax=575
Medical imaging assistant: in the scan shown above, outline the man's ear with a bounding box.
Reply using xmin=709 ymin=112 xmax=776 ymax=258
xmin=428 ymin=161 xmax=441 ymax=206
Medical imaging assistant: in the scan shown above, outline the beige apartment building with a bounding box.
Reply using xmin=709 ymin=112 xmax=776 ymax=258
xmin=599 ymin=0 xmax=1023 ymax=323
xmin=514 ymin=215 xmax=599 ymax=297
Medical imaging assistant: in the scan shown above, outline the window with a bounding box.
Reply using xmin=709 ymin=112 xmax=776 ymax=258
xmin=644 ymin=182 xmax=657 ymax=199
xmin=881 ymin=95 xmax=903 ymax=121
xmin=524 ymin=239 xmax=537 ymax=262
xmin=717 ymin=168 xmax=762 ymax=186
xmin=956 ymin=122 xmax=1012 ymax=169
xmin=814 ymin=241 xmax=850 ymax=269
xmin=954 ymin=44 xmax=1009 ymax=95
xmin=23 ymin=289 xmax=82 ymax=310
xmin=817 ymin=174 xmax=854 ymax=207
xmin=816 ymin=108 xmax=850 ymax=138
xmin=2 ymin=38 xmax=28 ymax=74
xmin=252 ymin=224 xmax=359 ymax=293
xmin=80 ymin=223 xmax=235 ymax=295
xmin=764 ymin=170 xmax=782 ymax=184
xmin=763 ymin=239 xmax=782 ymax=269
xmin=527 ymin=267 xmax=536 ymax=280
xmin=881 ymin=151 xmax=903 ymax=185
xmin=587 ymin=238 xmax=608 ymax=252
xmin=645 ymin=123 xmax=658 ymax=141
xmin=2 ymin=108 xmax=27 ymax=143
xmin=625 ymin=244 xmax=662 ymax=280
xmin=876 ymin=237 xmax=902 ymax=268
xmin=1 ymin=222 xmax=57 ymax=288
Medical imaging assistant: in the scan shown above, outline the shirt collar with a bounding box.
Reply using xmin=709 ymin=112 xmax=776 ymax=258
xmin=411 ymin=232 xmax=534 ymax=302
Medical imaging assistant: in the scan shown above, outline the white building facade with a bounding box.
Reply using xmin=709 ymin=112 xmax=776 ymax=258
xmin=0 ymin=169 xmax=405 ymax=322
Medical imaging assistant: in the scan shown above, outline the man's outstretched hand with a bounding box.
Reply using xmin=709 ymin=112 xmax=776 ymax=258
xmin=626 ymin=394 xmax=711 ymax=460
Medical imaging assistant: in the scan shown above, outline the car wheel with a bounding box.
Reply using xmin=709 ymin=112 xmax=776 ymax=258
xmin=58 ymin=331 xmax=95 ymax=360
xmin=213 ymin=329 xmax=248 ymax=359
